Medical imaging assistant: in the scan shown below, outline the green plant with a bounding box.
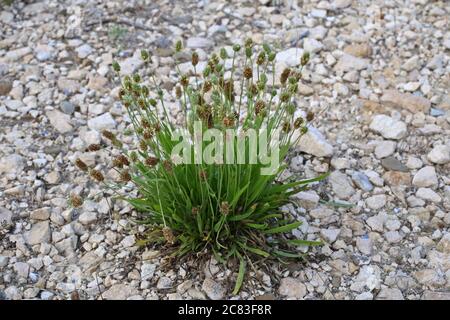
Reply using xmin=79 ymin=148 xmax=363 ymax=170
xmin=108 ymin=24 xmax=128 ymax=44
xmin=75 ymin=40 xmax=327 ymax=294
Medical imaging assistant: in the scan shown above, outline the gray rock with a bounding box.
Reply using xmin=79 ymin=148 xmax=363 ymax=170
xmin=157 ymin=276 xmax=173 ymax=289
xmin=103 ymin=284 xmax=138 ymax=300
xmin=35 ymin=44 xmax=55 ymax=61
xmin=276 ymin=48 xmax=304 ymax=67
xmin=120 ymin=52 xmax=144 ymax=76
xmin=141 ymin=263 xmax=156 ymax=281
xmin=320 ymin=228 xmax=341 ymax=243
xmin=78 ymin=211 xmax=97 ymax=225
xmin=366 ymin=213 xmax=386 ymax=232
xmin=303 ymin=38 xmax=323 ymax=53
xmin=384 ymin=231 xmax=402 ymax=243
xmin=0 ymin=207 xmax=13 ymax=225
xmin=46 ymin=110 xmax=73 ymax=134
xmin=376 ymin=288 xmax=404 ymax=300
xmin=297 ymin=126 xmax=333 ymax=157
xmin=366 ymin=194 xmax=386 ymax=210
xmin=332 ymin=0 xmax=352 ymax=9
xmin=380 ymin=90 xmax=431 ymax=114
xmin=0 ymin=154 xmax=25 ymax=175
xmin=381 ymin=157 xmax=408 ymax=172
xmin=416 ymin=188 xmax=441 ymax=203
xmin=427 ymin=145 xmax=450 ymax=164
xmin=412 ymin=166 xmax=438 ymax=188
xmin=186 ymin=37 xmax=214 ymax=49
xmin=76 ymin=44 xmax=93 ymax=59
xmin=370 ymin=115 xmax=407 ymax=140
xmin=356 ymin=236 xmax=372 ymax=255
xmin=30 ymin=207 xmax=51 ymax=220
xmin=310 ymin=207 xmax=334 ymax=219
xmin=4 ymin=47 xmax=31 ymax=62
xmin=352 ymin=172 xmax=373 ymax=191
xmin=60 ymin=100 xmax=75 ymax=114
xmin=436 ymin=233 xmax=450 ymax=254
xmin=25 ymin=221 xmax=51 ymax=245
xmin=422 ymin=291 xmax=450 ymax=300
xmin=202 ymin=278 xmax=225 ymax=300
xmin=329 ymin=171 xmax=355 ymax=199
xmin=292 ymin=191 xmax=319 ymax=209
xmin=374 ymin=141 xmax=396 ymax=159
xmin=87 ymin=113 xmax=116 ymax=131
xmin=14 ymin=262 xmax=30 ymax=278
xmin=335 ymin=53 xmax=369 ymax=72
xmin=57 ymin=78 xmax=80 ymax=95
xmin=278 ymin=277 xmax=306 ymax=299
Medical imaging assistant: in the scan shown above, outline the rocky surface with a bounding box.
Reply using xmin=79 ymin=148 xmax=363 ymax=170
xmin=0 ymin=0 xmax=449 ymax=300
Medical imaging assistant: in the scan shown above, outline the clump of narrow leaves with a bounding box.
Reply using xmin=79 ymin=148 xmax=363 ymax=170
xmin=75 ymin=39 xmax=327 ymax=294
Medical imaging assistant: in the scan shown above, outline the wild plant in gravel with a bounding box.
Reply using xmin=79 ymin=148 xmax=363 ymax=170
xmin=74 ymin=39 xmax=327 ymax=293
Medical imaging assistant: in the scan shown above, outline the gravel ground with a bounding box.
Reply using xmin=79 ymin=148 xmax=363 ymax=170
xmin=0 ymin=0 xmax=449 ymax=300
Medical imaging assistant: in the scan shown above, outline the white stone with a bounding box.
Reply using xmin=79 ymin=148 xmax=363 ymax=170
xmin=46 ymin=110 xmax=73 ymax=133
xmin=335 ymin=53 xmax=369 ymax=72
xmin=369 ymin=115 xmax=407 ymax=140
xmin=329 ymin=171 xmax=355 ymax=199
xmin=320 ymin=228 xmax=341 ymax=243
xmin=87 ymin=113 xmax=116 ymax=131
xmin=374 ymin=141 xmax=396 ymax=159
xmin=279 ymin=277 xmax=306 ymax=298
xmin=202 ymin=278 xmax=225 ymax=300
xmin=366 ymin=194 xmax=387 ymax=210
xmin=427 ymin=145 xmax=450 ymax=164
xmin=303 ymin=38 xmax=323 ymax=53
xmin=412 ymin=166 xmax=438 ymax=188
xmin=297 ymin=126 xmax=333 ymax=157
xmin=78 ymin=211 xmax=97 ymax=225
xmin=276 ymin=48 xmax=304 ymax=67
xmin=416 ymin=188 xmax=441 ymax=203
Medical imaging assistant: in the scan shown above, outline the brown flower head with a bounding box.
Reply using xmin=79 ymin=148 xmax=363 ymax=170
xmin=280 ymin=68 xmax=291 ymax=85
xmin=145 ymin=156 xmax=159 ymax=167
xmin=70 ymin=194 xmax=83 ymax=208
xmin=294 ymin=117 xmax=304 ymax=129
xmin=102 ymin=130 xmax=115 ymax=141
xmin=306 ymin=111 xmax=314 ymax=122
xmin=223 ymin=116 xmax=235 ymax=128
xmin=255 ymin=100 xmax=266 ymax=116
xmin=220 ymin=201 xmax=230 ymax=215
xmin=75 ymin=158 xmax=88 ymax=172
xmin=89 ymin=169 xmax=104 ymax=182
xmin=86 ymin=144 xmax=101 ymax=152
xmin=243 ymin=66 xmax=253 ymax=79
xmin=175 ymin=86 xmax=182 ymax=99
xmin=120 ymin=170 xmax=131 ymax=182
xmin=162 ymin=226 xmax=176 ymax=245
xmin=191 ymin=51 xmax=199 ymax=66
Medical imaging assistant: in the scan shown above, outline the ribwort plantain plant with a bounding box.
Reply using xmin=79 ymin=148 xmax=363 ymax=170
xmin=75 ymin=39 xmax=328 ymax=294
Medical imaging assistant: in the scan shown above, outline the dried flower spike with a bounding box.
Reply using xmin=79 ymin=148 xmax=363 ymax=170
xmin=87 ymin=144 xmax=101 ymax=152
xmin=220 ymin=201 xmax=230 ymax=215
xmin=243 ymin=67 xmax=253 ymax=79
xmin=75 ymin=158 xmax=88 ymax=172
xmin=102 ymin=130 xmax=116 ymax=141
xmin=162 ymin=226 xmax=176 ymax=245
xmin=145 ymin=157 xmax=159 ymax=167
xmin=90 ymin=169 xmax=104 ymax=182
xmin=191 ymin=51 xmax=199 ymax=66
xmin=70 ymin=194 xmax=83 ymax=208
xmin=306 ymin=111 xmax=314 ymax=122
xmin=120 ymin=170 xmax=131 ymax=182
